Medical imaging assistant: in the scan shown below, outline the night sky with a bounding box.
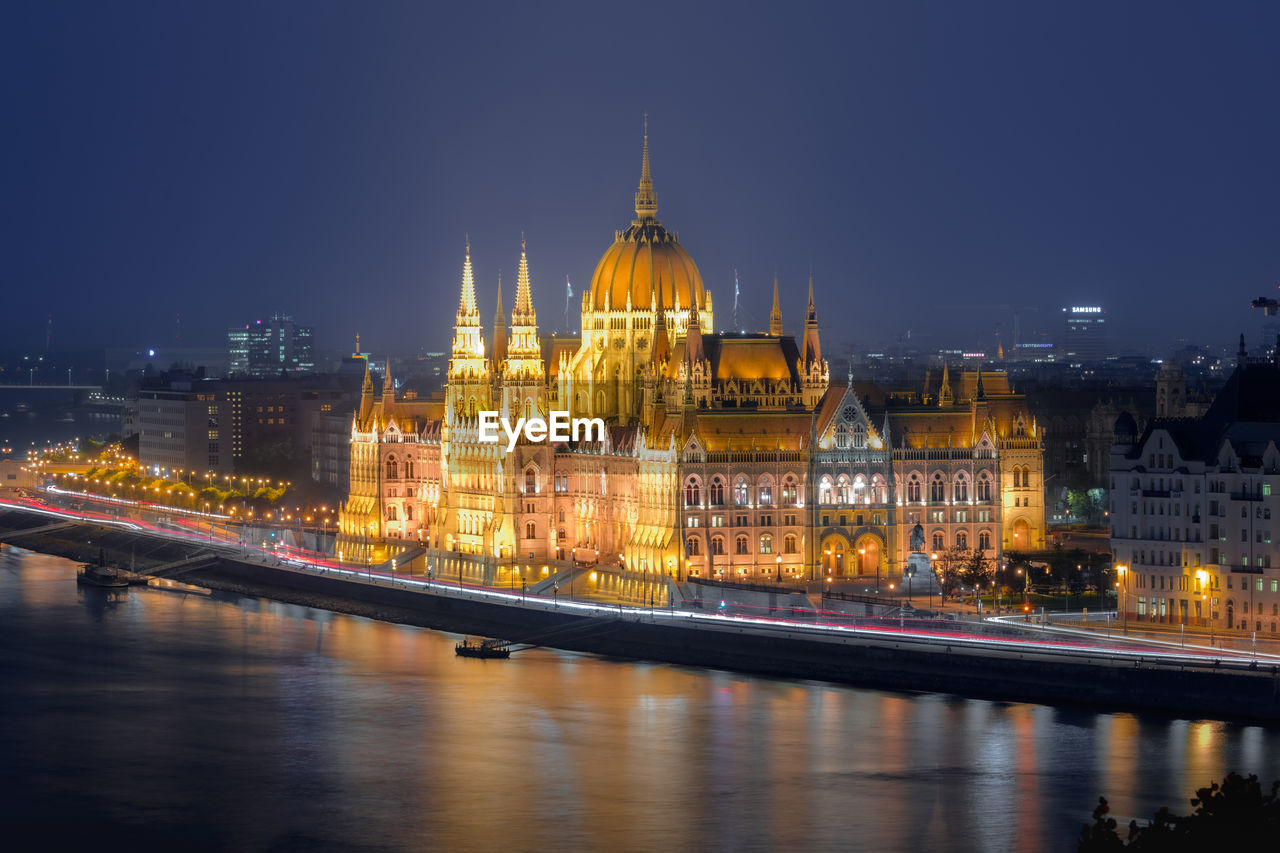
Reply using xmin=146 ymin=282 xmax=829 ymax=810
xmin=4 ymin=1 xmax=1278 ymax=358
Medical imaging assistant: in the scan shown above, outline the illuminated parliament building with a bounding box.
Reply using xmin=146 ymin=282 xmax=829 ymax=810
xmin=337 ymin=134 xmax=1046 ymax=600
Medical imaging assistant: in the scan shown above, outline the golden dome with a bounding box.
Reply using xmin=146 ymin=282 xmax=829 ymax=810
xmin=589 ymin=222 xmax=705 ymax=312
xmin=589 ymin=128 xmax=706 ymax=313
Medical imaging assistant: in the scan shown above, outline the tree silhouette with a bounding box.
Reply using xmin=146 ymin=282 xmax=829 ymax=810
xmin=1079 ymin=773 xmax=1280 ymax=850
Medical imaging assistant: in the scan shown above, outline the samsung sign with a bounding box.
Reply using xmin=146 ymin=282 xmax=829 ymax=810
xmin=1070 ymin=306 xmax=1102 ymax=314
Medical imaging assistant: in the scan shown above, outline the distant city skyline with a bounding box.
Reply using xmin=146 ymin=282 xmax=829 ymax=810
xmin=5 ymin=2 xmax=1279 ymax=356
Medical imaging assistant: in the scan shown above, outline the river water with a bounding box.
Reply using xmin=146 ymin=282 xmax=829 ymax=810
xmin=2 ymin=548 xmax=1278 ymax=852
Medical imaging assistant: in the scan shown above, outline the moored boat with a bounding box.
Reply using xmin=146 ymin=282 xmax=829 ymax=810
xmin=455 ymin=638 xmax=511 ymax=659
xmin=77 ymin=563 xmax=130 ymax=589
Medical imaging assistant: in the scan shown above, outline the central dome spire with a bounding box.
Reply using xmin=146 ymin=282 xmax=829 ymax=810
xmin=634 ymin=114 xmax=657 ymax=221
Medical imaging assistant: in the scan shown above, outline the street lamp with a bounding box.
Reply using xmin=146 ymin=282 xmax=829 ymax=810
xmin=1116 ymin=564 xmax=1128 ymax=633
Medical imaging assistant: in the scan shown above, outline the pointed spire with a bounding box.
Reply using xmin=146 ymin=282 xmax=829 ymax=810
xmin=513 ymin=235 xmax=536 ymax=323
xmin=976 ymin=368 xmax=986 ymax=401
xmin=769 ymin=274 xmax=783 ymax=336
xmin=652 ymin=273 xmax=670 ymax=365
xmin=939 ymin=361 xmax=953 ymax=407
xmin=458 ymin=238 xmax=478 ymax=319
xmin=881 ymin=411 xmax=892 ymax=447
xmin=1238 ymin=332 xmax=1248 ymax=365
xmin=685 ymin=288 xmax=704 ymax=365
xmin=359 ymin=357 xmax=374 ymax=423
xmin=803 ymin=271 xmax=822 ymax=366
xmin=492 ymin=272 xmax=508 ymax=363
xmin=634 ymin=114 xmax=657 ymax=221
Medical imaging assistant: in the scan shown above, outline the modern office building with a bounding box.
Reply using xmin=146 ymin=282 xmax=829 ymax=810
xmin=227 ymin=315 xmax=316 ymax=378
xmin=1059 ymin=306 xmax=1108 ymax=365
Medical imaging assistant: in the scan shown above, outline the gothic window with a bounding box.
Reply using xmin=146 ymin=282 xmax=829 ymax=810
xmin=386 ymin=456 xmax=398 ymax=479
xmin=955 ymin=472 xmax=969 ymax=503
xmin=405 ymin=459 xmax=414 ymax=479
xmin=781 ymin=475 xmax=798 ymax=506
xmin=685 ymin=477 xmax=701 ymax=507
xmin=784 ymin=534 xmax=798 ymax=554
xmin=853 ymin=427 xmax=867 ymax=449
xmin=686 ymin=536 xmax=701 ymax=556
xmin=711 ymin=536 xmax=725 ymax=556
xmin=759 ymin=534 xmax=773 ymax=554
xmin=819 ymin=476 xmax=833 ymax=505
xmin=977 ymin=473 xmax=992 ymax=502
xmin=386 ymin=505 xmax=398 ymax=521
xmin=907 ymin=474 xmax=922 ymax=503
xmin=1016 ymin=419 xmax=1026 ymax=437
xmin=735 ymin=535 xmax=750 ymax=555
xmin=758 ymin=476 xmax=773 ymax=506
xmin=932 ymin=531 xmax=944 ymax=552
xmin=710 ymin=476 xmax=725 ymax=506
xmin=525 ymin=521 xmax=536 ymax=540
xmin=979 ymin=530 xmax=991 ymax=551
xmin=852 ymin=475 xmax=867 ymax=504
xmin=835 ymin=425 xmax=849 ymax=449
xmin=872 ymin=474 xmax=887 ymax=504
xmin=405 ymin=505 xmax=413 ymax=521
xmin=836 ymin=475 xmax=850 ymax=504
xmin=956 ymin=531 xmax=968 ymax=550
xmin=525 ymin=468 xmax=537 ymax=493
xmin=930 ymin=473 xmax=946 ymax=503
xmin=734 ymin=477 xmax=749 ymax=506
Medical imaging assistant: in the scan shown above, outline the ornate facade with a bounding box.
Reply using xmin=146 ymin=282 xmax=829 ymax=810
xmin=338 ymin=134 xmax=1046 ymax=599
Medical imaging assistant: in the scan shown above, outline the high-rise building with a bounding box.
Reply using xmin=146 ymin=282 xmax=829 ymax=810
xmin=1059 ymin=306 xmax=1108 ymax=365
xmin=227 ymin=315 xmax=315 ymax=378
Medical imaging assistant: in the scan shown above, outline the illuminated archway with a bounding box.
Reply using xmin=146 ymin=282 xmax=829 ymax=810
xmin=1012 ymin=517 xmax=1030 ymax=551
xmin=853 ymin=533 xmax=882 ymax=576
xmin=821 ymin=532 xmax=852 ymax=576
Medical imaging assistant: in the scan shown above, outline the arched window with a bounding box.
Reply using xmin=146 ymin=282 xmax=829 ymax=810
xmin=525 ymin=521 xmax=536 ymax=540
xmin=852 ymin=475 xmax=867 ymax=504
xmin=404 ymin=505 xmax=413 ymax=521
xmin=1016 ymin=419 xmax=1026 ymax=437
xmin=955 ymin=472 xmax=969 ymax=503
xmin=386 ymin=456 xmax=398 ymax=479
xmin=387 ymin=505 xmax=398 ymax=521
xmin=710 ymin=476 xmax=725 ymax=506
xmin=711 ymin=536 xmax=725 ymax=556
xmin=685 ymin=476 xmax=701 ymax=507
xmin=1021 ymin=468 xmax=1031 ymax=489
xmin=819 ymin=476 xmax=833 ymax=505
xmin=835 ymin=425 xmax=849 ymax=449
xmin=836 ymin=475 xmax=850 ymax=504
xmin=978 ymin=530 xmax=991 ymax=551
xmin=930 ymin=473 xmax=946 ymax=503
xmin=686 ymin=536 xmax=701 ymax=556
xmin=784 ymin=534 xmax=798 ymax=554
xmin=735 ymin=535 xmax=749 ymax=555
xmin=976 ymin=473 xmax=992 ymax=502
xmin=907 ymin=474 xmax=922 ymax=503
xmin=734 ymin=477 xmax=749 ymax=506
xmin=557 ymin=527 xmax=566 ymax=540
xmin=956 ymin=531 xmax=968 ymax=550
xmin=781 ymin=475 xmax=798 ymax=505
xmin=871 ymin=474 xmax=887 ymax=504
xmin=405 ymin=459 xmax=414 ymax=479
xmin=525 ymin=468 xmax=537 ymax=493
xmin=758 ymin=476 xmax=773 ymax=506
xmin=759 ymin=534 xmax=773 ymax=554
xmin=932 ymin=531 xmax=944 ymax=552
xmin=852 ymin=427 xmax=866 ymax=449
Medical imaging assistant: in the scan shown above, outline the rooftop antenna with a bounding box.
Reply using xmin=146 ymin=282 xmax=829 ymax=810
xmin=731 ymin=269 xmax=743 ymax=333
xmin=564 ymin=276 xmax=574 ymax=333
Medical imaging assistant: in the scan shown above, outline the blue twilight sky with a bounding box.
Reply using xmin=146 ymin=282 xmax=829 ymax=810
xmin=3 ymin=1 xmax=1278 ymax=358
